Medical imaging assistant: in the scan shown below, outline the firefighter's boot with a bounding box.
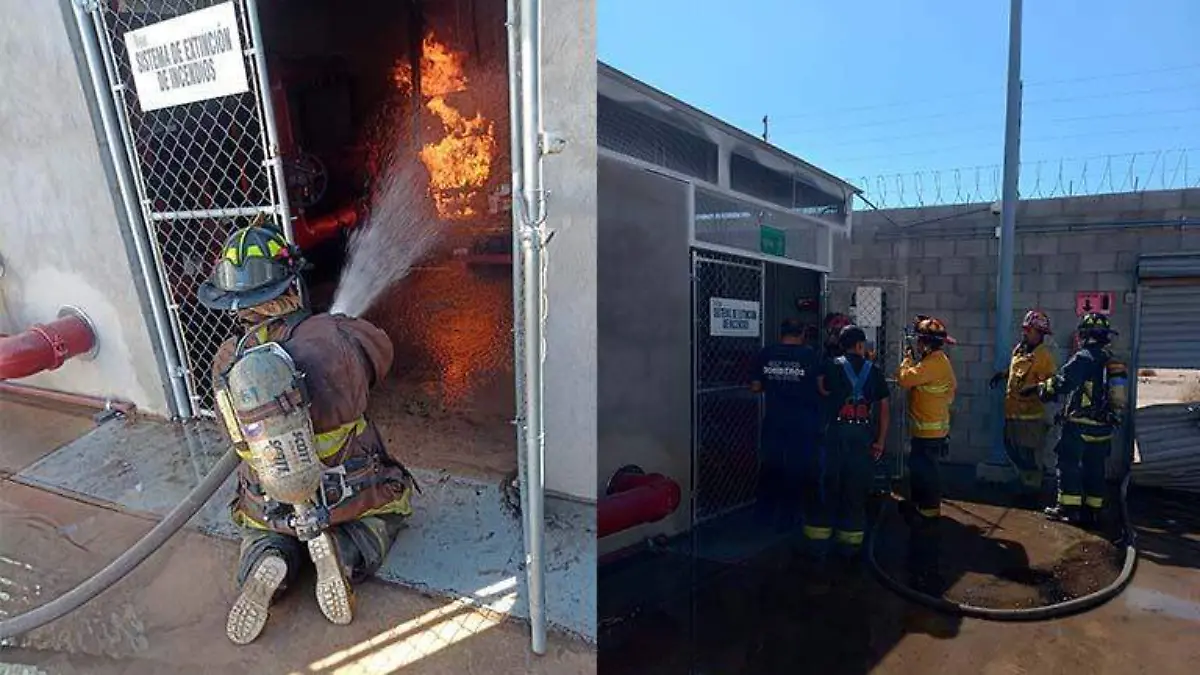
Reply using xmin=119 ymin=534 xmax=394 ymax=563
xmin=1043 ymin=504 xmax=1082 ymax=525
xmin=226 ymin=552 xmax=289 ymax=645
xmin=310 ymin=531 xmax=356 ymax=625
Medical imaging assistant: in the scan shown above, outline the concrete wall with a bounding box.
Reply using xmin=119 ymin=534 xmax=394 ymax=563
xmin=597 ymin=157 xmax=694 ymax=555
xmin=835 ymin=189 xmax=1200 ymax=465
xmin=542 ymin=0 xmax=598 ymax=502
xmin=0 ymin=0 xmax=169 ymax=415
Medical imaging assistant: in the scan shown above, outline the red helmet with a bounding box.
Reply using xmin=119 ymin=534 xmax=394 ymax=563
xmin=1022 ymin=309 xmax=1052 ymax=335
xmin=825 ymin=312 xmax=851 ymax=332
xmin=914 ymin=315 xmax=957 ymax=345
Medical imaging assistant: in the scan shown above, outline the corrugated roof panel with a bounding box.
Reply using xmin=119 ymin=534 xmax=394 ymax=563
xmin=1132 ymin=403 xmax=1200 ymax=492
xmin=1138 ymin=253 xmax=1200 ymax=279
xmin=1138 ymin=285 xmax=1200 ymax=370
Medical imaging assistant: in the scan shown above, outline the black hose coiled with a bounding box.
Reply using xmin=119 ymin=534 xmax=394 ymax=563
xmin=866 ymin=472 xmax=1138 ymax=621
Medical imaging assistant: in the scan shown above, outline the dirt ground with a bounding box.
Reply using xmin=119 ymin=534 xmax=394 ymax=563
xmin=0 ymin=398 xmax=589 ymax=675
xmin=311 ymin=263 xmax=519 ymax=482
xmin=874 ymin=499 xmax=1125 ymax=611
xmin=599 ymin=490 xmax=1200 ymax=675
xmin=1135 ymin=369 xmax=1200 ymax=407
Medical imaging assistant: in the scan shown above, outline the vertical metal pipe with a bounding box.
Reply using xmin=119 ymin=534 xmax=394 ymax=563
xmin=506 ymin=0 xmax=528 ymax=490
xmin=242 ymin=0 xmax=294 ymax=243
xmin=71 ymin=0 xmax=191 ymax=419
xmin=515 ymin=0 xmax=547 ymax=655
xmin=989 ymin=0 xmax=1023 ymax=466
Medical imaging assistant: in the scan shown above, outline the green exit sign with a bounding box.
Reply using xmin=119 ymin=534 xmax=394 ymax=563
xmin=760 ymin=225 xmax=786 ymax=257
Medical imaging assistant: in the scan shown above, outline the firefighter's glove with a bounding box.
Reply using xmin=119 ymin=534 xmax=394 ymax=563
xmin=989 ymin=371 xmax=1007 ymax=389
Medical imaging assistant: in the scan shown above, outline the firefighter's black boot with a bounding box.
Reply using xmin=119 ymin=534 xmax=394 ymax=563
xmin=1044 ymin=504 xmax=1082 ymax=524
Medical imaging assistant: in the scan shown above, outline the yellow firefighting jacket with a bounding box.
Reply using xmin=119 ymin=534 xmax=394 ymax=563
xmin=1004 ymin=342 xmax=1057 ymax=420
xmin=897 ymin=350 xmax=957 ymax=439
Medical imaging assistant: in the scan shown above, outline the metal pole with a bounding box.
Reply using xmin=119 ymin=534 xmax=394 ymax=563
xmin=71 ymin=0 xmax=191 ymax=419
xmin=505 ymin=0 xmax=529 ymax=502
xmin=242 ymin=0 xmax=294 ymax=243
xmin=516 ymin=0 xmax=547 ymax=655
xmin=988 ymin=0 xmax=1024 ymax=467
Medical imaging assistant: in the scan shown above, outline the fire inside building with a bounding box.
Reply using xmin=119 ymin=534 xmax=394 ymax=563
xmin=111 ymin=0 xmax=519 ymax=480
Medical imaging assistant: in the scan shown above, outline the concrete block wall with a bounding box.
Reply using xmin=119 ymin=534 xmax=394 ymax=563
xmin=836 ymin=189 xmax=1200 ymax=464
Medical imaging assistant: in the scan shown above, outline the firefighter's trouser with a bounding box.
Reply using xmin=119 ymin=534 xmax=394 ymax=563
xmin=236 ymin=513 xmax=408 ymax=596
xmin=1054 ymin=422 xmax=1111 ymax=514
xmin=801 ymin=422 xmax=874 ymax=555
xmin=1004 ymin=418 xmax=1049 ymax=491
xmin=907 ymin=436 xmax=947 ymax=573
xmin=758 ymin=409 xmax=820 ymax=530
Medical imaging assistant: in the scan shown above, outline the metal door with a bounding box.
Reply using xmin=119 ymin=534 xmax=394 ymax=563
xmin=825 ymin=277 xmax=909 ymax=481
xmin=692 ymin=251 xmax=765 ymax=523
xmin=84 ymin=0 xmax=290 ymax=417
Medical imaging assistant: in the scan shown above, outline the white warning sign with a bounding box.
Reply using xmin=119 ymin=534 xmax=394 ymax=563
xmin=123 ymin=2 xmax=249 ymax=112
xmin=709 ymin=298 xmax=760 ymax=338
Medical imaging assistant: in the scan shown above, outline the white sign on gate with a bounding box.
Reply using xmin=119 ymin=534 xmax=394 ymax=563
xmin=709 ymin=297 xmax=760 ymax=337
xmin=855 ymin=286 xmax=883 ymax=328
xmin=123 ymin=2 xmax=250 ymax=112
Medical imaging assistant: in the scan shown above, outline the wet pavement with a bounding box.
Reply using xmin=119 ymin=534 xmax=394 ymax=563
xmin=0 ymin=482 xmax=594 ymax=674
xmin=0 ymin=399 xmax=595 ymax=673
xmin=598 ymin=488 xmax=1200 ymax=674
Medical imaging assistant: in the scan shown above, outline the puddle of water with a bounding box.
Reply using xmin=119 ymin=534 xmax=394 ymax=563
xmin=0 ymin=518 xmax=150 ymax=659
xmin=1124 ymin=586 xmax=1200 ymax=622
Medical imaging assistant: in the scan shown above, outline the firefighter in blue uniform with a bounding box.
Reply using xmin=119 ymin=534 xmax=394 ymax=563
xmin=1024 ymin=312 xmax=1128 ymax=528
xmin=751 ymin=318 xmax=821 ymax=531
xmin=811 ymin=325 xmax=891 ymax=558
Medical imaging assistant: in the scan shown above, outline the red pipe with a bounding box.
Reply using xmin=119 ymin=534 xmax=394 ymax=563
xmin=597 ymin=473 xmax=682 ymax=539
xmin=0 ymin=314 xmax=96 ymax=381
xmin=295 ymin=204 xmax=361 ymax=250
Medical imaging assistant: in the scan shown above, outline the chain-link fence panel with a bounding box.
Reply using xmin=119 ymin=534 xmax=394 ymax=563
xmin=92 ymin=0 xmax=288 ymax=416
xmin=825 ymin=278 xmax=909 ymax=482
xmin=692 ymin=253 xmax=764 ymax=523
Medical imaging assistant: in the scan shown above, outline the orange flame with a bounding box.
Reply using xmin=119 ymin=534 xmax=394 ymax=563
xmin=394 ymin=33 xmax=496 ymax=220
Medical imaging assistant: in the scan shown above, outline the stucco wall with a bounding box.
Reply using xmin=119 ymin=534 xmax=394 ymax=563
xmin=597 ymin=156 xmax=693 ymax=554
xmin=835 ymin=189 xmax=1200 ymax=465
xmin=541 ymin=0 xmax=598 ymax=502
xmin=0 ymin=0 xmax=169 ymax=416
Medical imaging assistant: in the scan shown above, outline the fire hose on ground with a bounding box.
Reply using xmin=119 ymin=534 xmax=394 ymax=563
xmin=865 ymin=471 xmax=1139 ymax=621
xmin=0 ymin=449 xmax=240 ymax=640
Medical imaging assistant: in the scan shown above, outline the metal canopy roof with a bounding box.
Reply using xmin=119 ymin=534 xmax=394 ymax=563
xmin=1138 ymin=252 xmax=1200 ymax=279
xmin=597 ymin=61 xmax=860 ymax=200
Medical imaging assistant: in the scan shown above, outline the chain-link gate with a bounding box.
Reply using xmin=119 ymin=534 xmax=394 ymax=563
xmin=692 ymin=252 xmax=765 ymax=523
xmin=825 ymin=278 xmax=909 ymax=481
xmin=87 ymin=0 xmax=289 ymax=416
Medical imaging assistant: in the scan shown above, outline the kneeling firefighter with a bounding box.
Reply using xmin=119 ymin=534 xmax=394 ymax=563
xmin=1024 ymin=312 xmax=1128 ymax=528
xmin=989 ymin=310 xmax=1058 ymax=497
xmin=896 ymin=316 xmax=957 ymax=592
xmin=198 ymin=225 xmax=417 ymax=645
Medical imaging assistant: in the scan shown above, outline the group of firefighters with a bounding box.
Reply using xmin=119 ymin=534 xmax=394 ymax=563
xmin=752 ymin=307 xmax=1128 ymax=592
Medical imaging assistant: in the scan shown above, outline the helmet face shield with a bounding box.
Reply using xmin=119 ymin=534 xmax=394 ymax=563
xmin=212 ymin=256 xmax=294 ymax=294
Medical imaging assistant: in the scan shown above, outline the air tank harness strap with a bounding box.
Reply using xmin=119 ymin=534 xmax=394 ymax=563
xmin=836 ymin=357 xmax=874 ymax=425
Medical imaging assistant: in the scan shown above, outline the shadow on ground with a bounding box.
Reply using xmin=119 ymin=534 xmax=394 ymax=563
xmin=598 ymin=467 xmax=1200 ymax=675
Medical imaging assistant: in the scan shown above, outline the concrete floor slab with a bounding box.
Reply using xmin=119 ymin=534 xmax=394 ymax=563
xmin=0 ymin=398 xmax=96 ymax=478
xmin=14 ymin=418 xmax=596 ymax=641
xmin=0 ymin=480 xmax=595 ymax=674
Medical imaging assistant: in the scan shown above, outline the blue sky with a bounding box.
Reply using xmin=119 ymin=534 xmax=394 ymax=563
xmin=598 ymin=0 xmax=1200 ymax=201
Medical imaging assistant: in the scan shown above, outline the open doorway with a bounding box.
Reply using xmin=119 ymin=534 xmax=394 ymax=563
xmin=255 ymin=0 xmax=516 ymax=480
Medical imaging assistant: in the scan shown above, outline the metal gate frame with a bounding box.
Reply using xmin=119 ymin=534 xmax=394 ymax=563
xmin=81 ymin=0 xmax=291 ymax=418
xmin=824 ymin=277 xmax=909 ymax=481
xmin=691 ymin=250 xmax=766 ymax=524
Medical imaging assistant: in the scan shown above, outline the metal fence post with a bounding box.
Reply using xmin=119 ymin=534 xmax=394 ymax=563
xmin=242 ymin=0 xmax=293 ymax=243
xmin=71 ymin=0 xmax=192 ymax=419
